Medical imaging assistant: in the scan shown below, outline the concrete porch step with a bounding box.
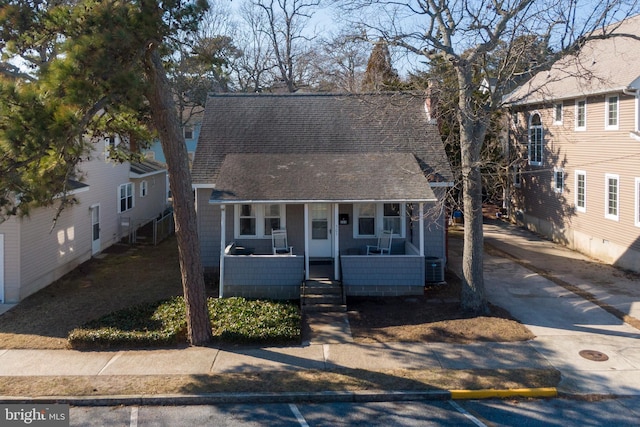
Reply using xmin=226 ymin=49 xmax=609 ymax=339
xmin=301 ymin=280 xmax=345 ymax=313
xmin=302 ymin=303 xmax=347 ymax=313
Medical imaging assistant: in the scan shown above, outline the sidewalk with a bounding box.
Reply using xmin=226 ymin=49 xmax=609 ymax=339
xmin=1 ymin=219 xmax=639 ymax=402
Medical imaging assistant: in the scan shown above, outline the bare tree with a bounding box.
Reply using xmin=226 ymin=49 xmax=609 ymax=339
xmin=250 ymin=0 xmax=321 ymax=92
xmin=338 ymin=0 xmax=639 ymax=314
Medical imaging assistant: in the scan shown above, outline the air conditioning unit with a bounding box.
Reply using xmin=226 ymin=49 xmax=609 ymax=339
xmin=425 ymin=257 xmax=444 ymax=283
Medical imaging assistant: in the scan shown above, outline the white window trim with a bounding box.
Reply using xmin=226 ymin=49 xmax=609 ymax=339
xmin=553 ymin=102 xmax=563 ymax=125
xmin=513 ymin=165 xmax=522 ymax=188
xmin=575 ymin=170 xmax=587 ymax=213
xmin=553 ymin=167 xmax=564 ymax=194
xmin=528 ymin=112 xmax=543 ymax=166
xmin=353 ymin=203 xmax=406 ymax=238
xmin=605 ymin=95 xmax=619 ymax=130
xmin=140 ymin=180 xmax=148 ymax=198
xmin=118 ymin=183 xmax=134 ymax=213
xmin=575 ymin=99 xmax=587 ymax=131
xmin=234 ymin=204 xmax=286 ymax=239
xmin=605 ymin=174 xmax=620 ymax=221
xmin=635 ymin=178 xmax=640 ymax=227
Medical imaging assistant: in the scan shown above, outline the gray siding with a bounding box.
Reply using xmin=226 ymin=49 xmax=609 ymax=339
xmin=222 ymin=255 xmax=304 ymax=299
xmin=341 ymin=255 xmax=425 ymax=296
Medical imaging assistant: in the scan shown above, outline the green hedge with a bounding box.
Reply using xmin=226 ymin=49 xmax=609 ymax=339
xmin=68 ymin=297 xmax=300 ymax=349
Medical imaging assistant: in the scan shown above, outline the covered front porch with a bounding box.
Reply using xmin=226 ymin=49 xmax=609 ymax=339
xmin=210 ymin=153 xmax=445 ymax=299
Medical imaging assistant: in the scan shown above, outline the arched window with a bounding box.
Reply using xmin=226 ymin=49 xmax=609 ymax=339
xmin=528 ymin=113 xmax=543 ymax=166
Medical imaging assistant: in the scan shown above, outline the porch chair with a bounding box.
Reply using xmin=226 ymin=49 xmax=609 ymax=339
xmin=272 ymin=229 xmax=293 ymax=255
xmin=366 ymin=230 xmax=393 ymax=255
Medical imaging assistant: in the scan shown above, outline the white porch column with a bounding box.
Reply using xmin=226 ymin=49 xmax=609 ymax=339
xmin=219 ymin=204 xmax=226 ymax=298
xmin=304 ymin=203 xmax=309 ymax=280
xmin=419 ymin=202 xmax=425 ymax=257
xmin=333 ymin=203 xmax=340 ymax=280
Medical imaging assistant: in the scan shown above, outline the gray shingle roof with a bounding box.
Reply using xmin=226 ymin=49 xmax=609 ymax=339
xmin=504 ymin=14 xmax=640 ymax=105
xmin=192 ymin=93 xmax=452 ymax=201
xmin=130 ymin=160 xmax=167 ymax=177
xmin=211 ymin=152 xmax=437 ymax=202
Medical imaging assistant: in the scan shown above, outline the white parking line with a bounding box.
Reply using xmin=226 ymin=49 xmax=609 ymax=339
xmin=288 ymin=403 xmax=309 ymax=427
xmin=449 ymin=401 xmax=487 ymax=427
xmin=130 ymin=406 xmax=139 ymax=427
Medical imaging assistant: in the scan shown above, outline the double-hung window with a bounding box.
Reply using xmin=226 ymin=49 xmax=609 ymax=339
xmin=140 ymin=180 xmax=148 ymax=198
xmin=528 ymin=113 xmax=543 ymax=166
xmin=553 ymin=103 xmax=563 ymax=125
xmin=118 ymin=183 xmax=134 ymax=213
xmin=354 ymin=203 xmax=405 ymax=238
xmin=606 ymin=95 xmax=619 ymax=130
xmin=575 ymin=99 xmax=587 ymax=130
xmin=356 ymin=203 xmax=376 ymax=236
xmin=575 ymin=171 xmax=586 ymax=213
xmin=605 ymin=174 xmax=619 ymax=221
xmin=553 ymin=168 xmax=564 ymax=194
xmin=236 ymin=204 xmax=285 ymax=238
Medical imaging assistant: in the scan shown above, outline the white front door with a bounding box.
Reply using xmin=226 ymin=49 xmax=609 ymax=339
xmin=308 ymin=203 xmax=332 ymax=258
xmin=0 ymin=234 xmax=4 ymax=303
xmin=91 ymin=205 xmax=101 ymax=255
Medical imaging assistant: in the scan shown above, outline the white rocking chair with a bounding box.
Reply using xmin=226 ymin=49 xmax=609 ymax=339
xmin=367 ymin=230 xmax=393 ymax=255
xmin=272 ymin=229 xmax=293 ymax=255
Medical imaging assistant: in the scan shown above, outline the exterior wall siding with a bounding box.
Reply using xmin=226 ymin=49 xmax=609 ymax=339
xmin=2 ymin=140 xmax=168 ymax=302
xmin=341 ymin=255 xmax=425 ymax=296
xmin=222 ymin=255 xmax=304 ymax=299
xmin=0 ymin=218 xmax=21 ymax=303
xmin=129 ymin=174 xmax=168 ymax=229
xmin=511 ymin=92 xmax=640 ymax=272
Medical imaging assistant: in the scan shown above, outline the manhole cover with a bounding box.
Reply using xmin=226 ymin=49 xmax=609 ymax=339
xmin=579 ymin=350 xmax=609 ymax=361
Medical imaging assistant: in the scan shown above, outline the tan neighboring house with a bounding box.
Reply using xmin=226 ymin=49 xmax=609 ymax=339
xmin=0 ymin=137 xmax=168 ymax=303
xmin=503 ymin=14 xmax=640 ymax=273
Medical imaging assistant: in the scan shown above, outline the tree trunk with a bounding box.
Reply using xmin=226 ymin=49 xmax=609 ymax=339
xmin=144 ymin=47 xmax=213 ymax=345
xmin=457 ymin=66 xmax=490 ymax=315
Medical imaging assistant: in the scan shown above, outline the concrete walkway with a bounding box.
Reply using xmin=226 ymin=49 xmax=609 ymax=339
xmin=0 ymin=219 xmax=639 ymax=401
xmin=479 ymin=220 xmax=640 ymax=396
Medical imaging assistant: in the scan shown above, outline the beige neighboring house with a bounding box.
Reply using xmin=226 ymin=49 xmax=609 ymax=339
xmin=504 ymin=14 xmax=640 ymax=273
xmin=0 ymin=137 xmax=168 ymax=303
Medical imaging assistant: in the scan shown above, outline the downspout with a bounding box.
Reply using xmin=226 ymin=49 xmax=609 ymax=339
xmin=622 ymin=88 xmax=639 ymax=134
xmin=419 ymin=202 xmax=425 ymax=257
xmin=219 ymin=205 xmax=226 ymax=298
xmin=304 ymin=204 xmax=309 ymax=281
xmin=333 ymin=203 xmax=340 ymax=281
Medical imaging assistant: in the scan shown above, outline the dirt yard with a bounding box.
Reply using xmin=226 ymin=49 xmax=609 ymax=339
xmin=0 ymin=237 xmax=533 ymax=349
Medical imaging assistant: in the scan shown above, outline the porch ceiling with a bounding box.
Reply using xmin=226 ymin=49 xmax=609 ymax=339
xmin=208 ymin=152 xmax=437 ymax=203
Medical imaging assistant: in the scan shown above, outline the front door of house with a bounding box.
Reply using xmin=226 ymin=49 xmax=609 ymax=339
xmin=91 ymin=205 xmax=101 ymax=255
xmin=308 ymin=203 xmax=332 ymax=258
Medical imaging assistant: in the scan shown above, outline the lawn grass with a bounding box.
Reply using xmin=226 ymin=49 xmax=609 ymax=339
xmin=68 ymin=296 xmax=301 ymax=349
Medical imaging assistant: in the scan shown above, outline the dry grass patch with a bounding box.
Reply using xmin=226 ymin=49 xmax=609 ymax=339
xmin=0 ymin=369 xmax=560 ymax=397
xmin=348 ymin=273 xmax=535 ymax=344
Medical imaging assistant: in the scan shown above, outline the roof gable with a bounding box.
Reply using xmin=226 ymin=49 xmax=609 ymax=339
xmin=192 ymin=93 xmax=452 ymax=186
xmin=505 ymin=14 xmax=640 ymax=105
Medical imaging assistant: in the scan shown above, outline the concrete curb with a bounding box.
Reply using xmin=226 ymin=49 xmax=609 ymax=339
xmin=0 ymin=388 xmax=558 ymax=406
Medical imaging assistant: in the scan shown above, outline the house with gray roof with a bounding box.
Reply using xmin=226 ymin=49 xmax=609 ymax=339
xmin=503 ymin=14 xmax=640 ymax=273
xmin=192 ymin=93 xmax=453 ymax=299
